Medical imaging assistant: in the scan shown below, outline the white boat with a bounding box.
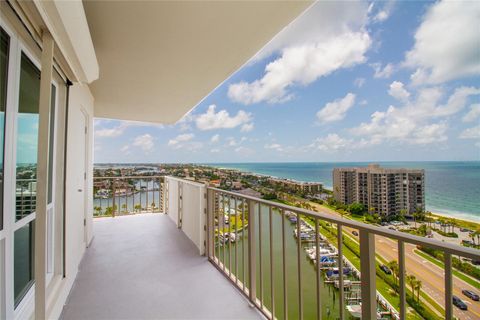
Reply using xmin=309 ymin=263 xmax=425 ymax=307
xmin=346 ymin=304 xmax=362 ymax=318
xmin=346 ymin=304 xmax=384 ymax=319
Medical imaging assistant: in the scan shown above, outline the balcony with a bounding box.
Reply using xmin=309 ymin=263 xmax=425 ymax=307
xmin=65 ymin=176 xmax=480 ymax=320
xmin=61 ymin=213 xmax=260 ymax=319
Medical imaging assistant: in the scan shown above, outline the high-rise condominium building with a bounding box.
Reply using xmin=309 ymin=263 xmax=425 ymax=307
xmin=333 ymin=164 xmax=425 ymax=218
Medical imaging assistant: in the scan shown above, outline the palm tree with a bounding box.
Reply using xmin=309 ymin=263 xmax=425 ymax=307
xmin=387 ymin=260 xmax=399 ymax=289
xmin=414 ymin=279 xmax=422 ymax=302
xmin=406 ymin=274 xmax=416 ymax=295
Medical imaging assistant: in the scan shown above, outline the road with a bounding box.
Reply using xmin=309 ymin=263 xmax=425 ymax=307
xmin=310 ymin=202 xmax=480 ymax=320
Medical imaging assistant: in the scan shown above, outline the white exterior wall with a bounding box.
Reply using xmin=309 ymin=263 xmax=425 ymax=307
xmin=165 ymin=177 xmax=206 ymax=255
xmin=44 ymin=84 xmax=95 ymax=320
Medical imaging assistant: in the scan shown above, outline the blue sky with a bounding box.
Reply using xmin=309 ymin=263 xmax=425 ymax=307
xmin=94 ymin=1 xmax=480 ymax=163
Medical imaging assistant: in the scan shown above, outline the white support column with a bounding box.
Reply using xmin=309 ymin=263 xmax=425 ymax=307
xmin=35 ymin=29 xmax=54 ymax=320
xmin=359 ymin=229 xmax=376 ymax=319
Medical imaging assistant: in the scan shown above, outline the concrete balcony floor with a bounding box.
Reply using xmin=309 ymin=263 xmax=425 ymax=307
xmin=61 ymin=213 xmax=261 ymax=319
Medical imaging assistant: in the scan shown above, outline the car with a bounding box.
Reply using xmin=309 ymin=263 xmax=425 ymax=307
xmin=460 ymin=228 xmax=471 ymax=232
xmin=388 ymin=226 xmax=396 ymax=231
xmin=462 ymin=240 xmax=474 ymax=245
xmin=453 ymin=296 xmax=468 ymax=310
xmin=351 ymin=230 xmax=359 ymax=236
xmin=380 ymin=264 xmax=392 ymax=275
xmin=462 ymin=289 xmax=480 ymax=301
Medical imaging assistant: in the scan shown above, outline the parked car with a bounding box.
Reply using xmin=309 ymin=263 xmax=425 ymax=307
xmin=462 ymin=290 xmax=480 ymax=301
xmin=380 ymin=264 xmax=392 ymax=275
xmin=453 ymin=296 xmax=468 ymax=310
xmin=460 ymin=228 xmax=471 ymax=232
xmin=462 ymin=240 xmax=474 ymax=245
xmin=351 ymin=230 xmax=359 ymax=236
xmin=388 ymin=226 xmax=396 ymax=231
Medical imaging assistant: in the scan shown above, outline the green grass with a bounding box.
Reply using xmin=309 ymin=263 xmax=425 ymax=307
xmin=414 ymin=249 xmax=480 ymax=288
xmin=303 ymin=218 xmax=424 ymax=319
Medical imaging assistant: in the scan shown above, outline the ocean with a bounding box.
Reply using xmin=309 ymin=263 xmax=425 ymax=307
xmin=207 ymin=162 xmax=480 ymax=222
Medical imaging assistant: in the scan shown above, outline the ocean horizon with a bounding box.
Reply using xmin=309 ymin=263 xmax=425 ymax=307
xmin=206 ymin=161 xmax=480 ymax=223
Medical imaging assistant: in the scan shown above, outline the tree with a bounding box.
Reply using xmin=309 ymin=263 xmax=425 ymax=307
xmin=121 ymin=203 xmax=127 ymax=213
xmin=134 ymin=203 xmax=142 ymax=212
xmin=387 ymin=260 xmax=399 ymax=290
xmin=414 ymin=279 xmax=422 ymax=302
xmin=407 ymin=274 xmax=417 ymax=295
xmin=105 ymin=206 xmax=113 ymax=216
xmin=348 ymin=202 xmax=366 ymax=216
xmin=94 ymin=206 xmax=102 ymax=216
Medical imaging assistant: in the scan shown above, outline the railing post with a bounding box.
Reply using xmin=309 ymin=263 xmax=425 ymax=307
xmin=359 ymin=229 xmax=376 ymax=319
xmin=444 ymin=252 xmax=453 ymax=320
xmin=206 ymin=188 xmax=214 ymax=260
xmin=398 ymin=240 xmax=406 ymax=320
xmin=247 ymin=200 xmax=256 ymax=305
xmin=112 ymin=180 xmax=116 ymax=217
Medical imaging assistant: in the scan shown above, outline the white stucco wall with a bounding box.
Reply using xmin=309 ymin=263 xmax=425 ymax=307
xmin=165 ymin=177 xmax=206 ymax=255
xmin=48 ymin=83 xmax=94 ymax=319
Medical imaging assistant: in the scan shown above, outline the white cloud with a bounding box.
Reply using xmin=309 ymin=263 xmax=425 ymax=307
xmin=405 ymin=1 xmax=480 ymax=85
xmin=210 ymin=134 xmax=220 ymax=143
xmin=388 ymin=81 xmax=410 ymax=102
xmin=371 ymin=1 xmax=395 ymax=23
xmin=132 ymin=134 xmax=154 ymax=152
xmin=210 ymin=148 xmax=220 ymax=153
xmin=354 ymin=77 xmax=366 ymax=88
xmin=309 ymin=134 xmax=353 ymax=152
xmin=195 ymin=105 xmax=252 ymax=131
xmin=412 ymin=122 xmax=448 ymax=145
xmin=264 ymin=143 xmax=284 ymax=152
xmin=228 ymin=2 xmax=371 ymax=105
xmin=226 ymin=136 xmax=247 ymax=147
xmin=229 ymin=33 xmax=370 ymax=105
xmin=463 ymin=104 xmax=480 ymax=123
xmin=371 ymin=62 xmax=395 ymax=78
xmin=316 ymin=93 xmax=355 ymax=124
xmin=120 ymin=145 xmax=130 ymax=153
xmin=168 ymin=133 xmax=194 ymax=146
xmin=250 ymin=2 xmax=370 ymax=62
xmin=94 ymin=120 xmax=163 ymax=138
xmin=352 ymin=86 xmax=480 ymax=145
xmin=459 ymin=125 xmax=480 ymax=140
xmin=234 ymin=146 xmax=254 ymax=156
xmin=240 ymin=123 xmax=254 ymax=132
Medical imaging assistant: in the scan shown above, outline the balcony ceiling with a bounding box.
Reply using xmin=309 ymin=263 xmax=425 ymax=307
xmin=83 ymin=0 xmax=312 ymax=124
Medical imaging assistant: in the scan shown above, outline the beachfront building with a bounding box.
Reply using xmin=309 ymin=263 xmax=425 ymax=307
xmin=268 ymin=177 xmax=323 ymax=195
xmin=333 ymin=164 xmax=425 ymax=218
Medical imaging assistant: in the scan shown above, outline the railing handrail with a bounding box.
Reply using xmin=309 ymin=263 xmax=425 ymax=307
xmin=93 ymin=175 xmax=165 ymax=180
xmin=207 ymin=186 xmax=480 ymax=260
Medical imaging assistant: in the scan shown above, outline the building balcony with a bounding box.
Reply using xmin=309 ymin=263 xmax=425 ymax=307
xmin=67 ymin=176 xmax=480 ymax=320
xmin=61 ymin=213 xmax=260 ymax=320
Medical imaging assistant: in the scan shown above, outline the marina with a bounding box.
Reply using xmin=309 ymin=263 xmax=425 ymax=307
xmin=215 ymin=204 xmax=400 ymax=319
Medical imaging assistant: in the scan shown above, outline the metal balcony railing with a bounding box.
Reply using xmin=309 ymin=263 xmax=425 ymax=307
xmin=200 ymin=186 xmax=480 ymax=320
xmin=93 ymin=176 xmax=165 ymax=217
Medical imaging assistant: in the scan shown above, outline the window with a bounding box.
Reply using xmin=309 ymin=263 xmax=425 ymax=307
xmin=14 ymin=221 xmax=35 ymax=307
xmin=15 ymin=53 xmax=40 ymax=221
xmin=0 ymin=28 xmax=9 ymax=230
xmin=48 ymin=84 xmax=56 ymax=204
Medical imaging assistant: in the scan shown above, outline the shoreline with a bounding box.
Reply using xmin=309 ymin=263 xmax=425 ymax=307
xmin=209 ymin=165 xmax=480 ymax=227
xmin=430 ymin=211 xmax=480 ymax=227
